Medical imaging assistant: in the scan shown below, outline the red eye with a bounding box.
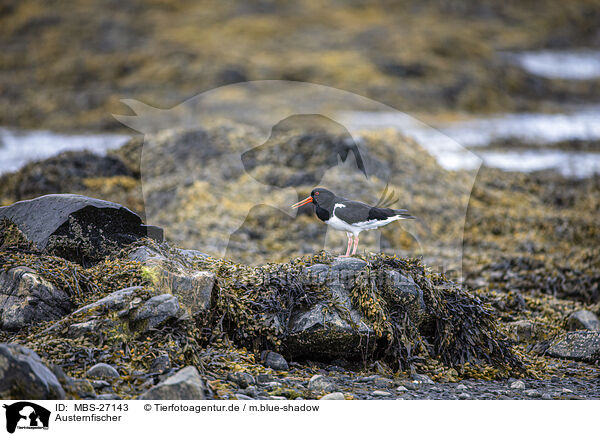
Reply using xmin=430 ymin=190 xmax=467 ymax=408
xmin=315 ymin=192 xmax=319 ymax=195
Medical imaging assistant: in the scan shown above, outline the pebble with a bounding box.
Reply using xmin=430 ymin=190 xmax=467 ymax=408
xmin=541 ymin=393 xmax=552 ymax=400
xmin=308 ymin=375 xmax=336 ymax=392
xmin=456 ymin=384 xmax=468 ymax=390
xmin=396 ymin=386 xmax=408 ymax=392
xmin=256 ymin=374 xmax=275 ymax=384
xmin=458 ymin=393 xmax=471 ymax=400
xmin=235 ymin=393 xmax=254 ymax=400
xmin=86 ymin=363 xmax=120 ymax=379
xmin=261 ymin=351 xmax=289 ymax=371
xmin=372 ymin=390 xmax=392 ymax=397
xmin=227 ymin=372 xmax=256 ymax=389
xmin=320 ymin=392 xmax=345 ymax=400
xmin=525 ymin=389 xmax=541 ymax=398
xmin=412 ymin=374 xmax=435 ymax=384
xmin=510 ymin=380 xmax=526 ymax=390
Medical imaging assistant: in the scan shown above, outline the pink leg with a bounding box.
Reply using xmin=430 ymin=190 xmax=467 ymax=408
xmin=351 ymin=236 xmax=359 ymax=255
xmin=341 ymin=234 xmax=353 ymax=257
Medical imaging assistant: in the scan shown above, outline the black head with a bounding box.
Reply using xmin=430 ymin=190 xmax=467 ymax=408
xmin=291 ymin=187 xmax=338 ymax=211
xmin=310 ymin=188 xmax=336 ymax=210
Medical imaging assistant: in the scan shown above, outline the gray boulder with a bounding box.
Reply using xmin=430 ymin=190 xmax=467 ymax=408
xmin=0 ymin=343 xmax=65 ymax=399
xmin=131 ymin=294 xmax=179 ymax=329
xmin=127 ymin=244 xmax=215 ymax=314
xmin=0 ymin=194 xmax=163 ymax=264
xmin=547 ymin=331 xmax=600 ymax=363
xmin=566 ymin=310 xmax=600 ymax=332
xmin=0 ymin=267 xmax=73 ymax=331
xmin=138 ymin=366 xmax=206 ymax=400
xmin=285 ymin=260 xmax=427 ymax=360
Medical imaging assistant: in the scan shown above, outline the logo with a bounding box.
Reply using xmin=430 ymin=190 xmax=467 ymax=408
xmin=2 ymin=402 xmax=50 ymax=434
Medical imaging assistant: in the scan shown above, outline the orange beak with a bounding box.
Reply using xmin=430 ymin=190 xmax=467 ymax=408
xmin=291 ymin=196 xmax=313 ymax=208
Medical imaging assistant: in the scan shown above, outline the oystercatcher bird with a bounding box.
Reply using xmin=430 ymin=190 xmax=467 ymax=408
xmin=292 ymin=187 xmax=415 ymax=256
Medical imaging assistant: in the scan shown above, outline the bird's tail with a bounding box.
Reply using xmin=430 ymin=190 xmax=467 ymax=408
xmin=394 ymin=210 xmax=416 ymax=219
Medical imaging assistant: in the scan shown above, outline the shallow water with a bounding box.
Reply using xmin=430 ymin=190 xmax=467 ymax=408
xmin=436 ymin=106 xmax=600 ymax=147
xmin=476 ymin=150 xmax=600 ymax=178
xmin=509 ymin=50 xmax=600 ymax=80
xmin=0 ymin=128 xmax=131 ymax=175
xmin=341 ymin=108 xmax=600 ymax=178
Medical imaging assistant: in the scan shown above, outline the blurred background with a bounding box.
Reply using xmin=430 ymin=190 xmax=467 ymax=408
xmin=0 ymin=0 xmax=598 ymax=294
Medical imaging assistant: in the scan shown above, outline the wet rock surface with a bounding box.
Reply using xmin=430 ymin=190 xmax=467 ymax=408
xmin=0 ymin=266 xmax=73 ymax=330
xmin=138 ymin=366 xmax=206 ymax=400
xmin=0 ymin=194 xmax=163 ymax=265
xmin=0 ymin=343 xmax=65 ymax=400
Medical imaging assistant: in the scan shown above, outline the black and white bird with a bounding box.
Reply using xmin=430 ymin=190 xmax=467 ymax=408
xmin=292 ymin=187 xmax=415 ymax=257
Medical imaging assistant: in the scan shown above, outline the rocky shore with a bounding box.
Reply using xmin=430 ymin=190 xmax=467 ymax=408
xmin=1 ymin=187 xmax=598 ymax=400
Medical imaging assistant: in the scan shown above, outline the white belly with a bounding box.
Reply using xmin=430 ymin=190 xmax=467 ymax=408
xmin=325 ymin=215 xmax=359 ymax=233
xmin=325 ymin=214 xmax=404 ymax=236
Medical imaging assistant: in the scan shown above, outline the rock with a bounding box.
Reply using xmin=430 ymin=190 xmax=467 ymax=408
xmin=90 ymin=380 xmax=111 ymax=390
xmin=131 ymin=294 xmax=179 ymax=329
xmin=286 ymin=261 xmax=427 ymax=361
xmin=458 ymin=392 xmax=471 ymax=400
xmin=235 ymin=393 xmax=254 ymax=400
xmin=373 ymin=377 xmax=395 ymax=389
xmin=127 ymin=246 xmax=167 ymax=263
xmin=127 ymin=244 xmax=215 ymax=314
xmin=547 ymin=331 xmax=600 ymax=363
xmin=507 ymin=320 xmax=537 ymax=342
xmin=510 ymin=380 xmax=526 ymax=390
xmin=150 ymin=354 xmax=171 ymax=374
xmin=400 ymin=381 xmax=419 ymax=391
xmin=383 ymin=269 xmax=426 ymax=320
xmin=240 ymin=386 xmax=259 ymax=398
xmin=372 ymin=390 xmax=392 ymax=397
xmin=396 ymin=386 xmax=408 ymax=392
xmin=330 ymin=257 xmax=368 ymax=274
xmin=227 ymin=372 xmax=256 ymax=389
xmin=320 ymin=392 xmax=345 ymax=400
xmin=412 ymin=374 xmax=435 ymax=384
xmin=63 ymin=379 xmax=96 ymax=399
xmin=166 ymin=271 xmax=215 ymax=314
xmin=566 ymin=310 xmax=600 ymax=332
xmin=177 ymin=249 xmax=209 ymax=259
xmin=86 ymin=363 xmax=120 ymax=379
xmin=261 ymin=351 xmax=289 ymax=371
xmin=255 ymin=374 xmax=275 ymax=384
xmin=0 ymin=266 xmax=74 ymax=330
xmin=0 ymin=343 xmax=65 ymax=399
xmin=0 ymin=194 xmax=163 ymax=264
xmin=308 ymin=375 xmax=336 ymax=392
xmin=138 ymin=366 xmax=206 ymax=400
xmin=456 ymin=384 xmax=468 ymax=390
xmin=67 ymin=320 xmax=99 ymax=337
xmin=541 ymin=393 xmax=552 ymax=400
xmin=525 ymin=389 xmax=541 ymax=398
xmin=72 ymin=286 xmax=144 ymax=316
